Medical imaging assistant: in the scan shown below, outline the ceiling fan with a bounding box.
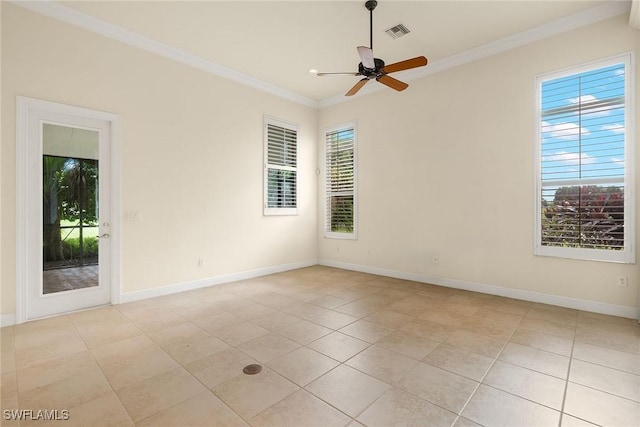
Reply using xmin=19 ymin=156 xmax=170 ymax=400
xmin=314 ymin=0 xmax=428 ymax=96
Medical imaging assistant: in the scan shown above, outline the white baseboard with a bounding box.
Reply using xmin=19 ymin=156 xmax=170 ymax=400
xmin=2 ymin=259 xmax=317 ymax=325
xmin=119 ymin=259 xmax=318 ymax=304
xmin=319 ymin=259 xmax=640 ymax=320
xmin=4 ymin=258 xmax=636 ymax=325
xmin=1 ymin=314 xmax=17 ymax=327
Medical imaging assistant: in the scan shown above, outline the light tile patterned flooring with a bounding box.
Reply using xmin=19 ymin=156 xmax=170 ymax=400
xmin=1 ymin=266 xmax=639 ymax=426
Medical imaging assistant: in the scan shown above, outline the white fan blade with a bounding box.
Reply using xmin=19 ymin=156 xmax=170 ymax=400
xmin=316 ymin=72 xmax=360 ymax=76
xmin=357 ymin=46 xmax=375 ymax=69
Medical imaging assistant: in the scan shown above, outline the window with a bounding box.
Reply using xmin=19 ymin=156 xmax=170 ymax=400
xmin=535 ymin=54 xmax=634 ymax=263
xmin=325 ymin=123 xmax=357 ymax=239
xmin=264 ymin=117 xmax=297 ymax=215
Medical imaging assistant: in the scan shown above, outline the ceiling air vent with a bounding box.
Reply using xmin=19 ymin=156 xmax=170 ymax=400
xmin=385 ymin=23 xmax=410 ymax=39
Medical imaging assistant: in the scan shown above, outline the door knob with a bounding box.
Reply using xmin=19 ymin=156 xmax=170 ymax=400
xmin=97 ymin=233 xmax=110 ymax=239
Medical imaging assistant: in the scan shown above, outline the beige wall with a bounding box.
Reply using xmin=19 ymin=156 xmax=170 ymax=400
xmin=0 ymin=3 xmax=3 ymax=321
xmin=318 ymin=15 xmax=639 ymax=311
xmin=1 ymin=4 xmax=638 ymax=320
xmin=1 ymin=4 xmax=318 ymax=316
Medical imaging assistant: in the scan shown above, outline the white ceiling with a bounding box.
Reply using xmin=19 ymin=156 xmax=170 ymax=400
xmin=44 ymin=1 xmax=631 ymax=104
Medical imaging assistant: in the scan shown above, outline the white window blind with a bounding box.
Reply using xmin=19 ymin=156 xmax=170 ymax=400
xmin=325 ymin=124 xmax=356 ymax=239
xmin=535 ymin=54 xmax=634 ymax=263
xmin=264 ymin=118 xmax=297 ymax=215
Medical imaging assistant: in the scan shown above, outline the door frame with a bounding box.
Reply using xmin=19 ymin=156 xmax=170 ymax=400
xmin=16 ymin=96 xmax=121 ymax=323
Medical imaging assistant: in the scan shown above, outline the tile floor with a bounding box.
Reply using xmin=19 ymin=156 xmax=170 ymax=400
xmin=1 ymin=266 xmax=639 ymax=426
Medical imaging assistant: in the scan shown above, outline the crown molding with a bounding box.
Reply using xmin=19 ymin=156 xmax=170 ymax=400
xmin=10 ymin=0 xmax=319 ymax=109
xmin=319 ymin=0 xmax=631 ymax=109
xmin=630 ymin=0 xmax=640 ymax=29
xmin=10 ymin=1 xmax=630 ymax=110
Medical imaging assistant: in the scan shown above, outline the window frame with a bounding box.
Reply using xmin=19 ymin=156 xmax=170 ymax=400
xmin=324 ymin=122 xmax=357 ymax=240
xmin=263 ymin=116 xmax=298 ymax=216
xmin=533 ymin=53 xmax=635 ymax=263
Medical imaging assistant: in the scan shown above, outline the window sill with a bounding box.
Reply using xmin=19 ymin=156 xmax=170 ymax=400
xmin=534 ymin=245 xmax=635 ymax=264
xmin=324 ymin=232 xmax=357 ymax=240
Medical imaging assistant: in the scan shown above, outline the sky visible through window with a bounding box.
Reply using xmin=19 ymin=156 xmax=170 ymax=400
xmin=540 ymin=63 xmax=625 ymax=200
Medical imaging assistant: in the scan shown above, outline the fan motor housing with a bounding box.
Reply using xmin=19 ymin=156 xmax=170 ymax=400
xmin=359 ymin=58 xmax=385 ymax=78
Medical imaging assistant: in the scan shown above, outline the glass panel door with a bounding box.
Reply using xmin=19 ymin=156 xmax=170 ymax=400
xmin=42 ymin=124 xmax=100 ymax=294
xmin=17 ymin=96 xmax=116 ymax=322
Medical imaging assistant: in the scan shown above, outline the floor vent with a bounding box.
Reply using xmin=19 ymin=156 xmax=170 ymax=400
xmin=242 ymin=364 xmax=263 ymax=375
xmin=385 ymin=23 xmax=410 ymax=39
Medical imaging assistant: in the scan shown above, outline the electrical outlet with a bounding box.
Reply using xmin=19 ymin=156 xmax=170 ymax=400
xmin=198 ymin=258 xmax=205 ymax=267
xmin=432 ymin=256 xmax=439 ymax=264
xmin=617 ymin=276 xmax=628 ymax=287
xmin=124 ymin=211 xmax=141 ymax=221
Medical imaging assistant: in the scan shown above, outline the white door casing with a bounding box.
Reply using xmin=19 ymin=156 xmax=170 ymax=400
xmin=16 ymin=96 xmax=121 ymax=323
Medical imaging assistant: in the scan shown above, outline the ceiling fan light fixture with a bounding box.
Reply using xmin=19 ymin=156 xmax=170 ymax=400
xmin=314 ymin=0 xmax=427 ymax=97
xmin=385 ymin=23 xmax=410 ymax=39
